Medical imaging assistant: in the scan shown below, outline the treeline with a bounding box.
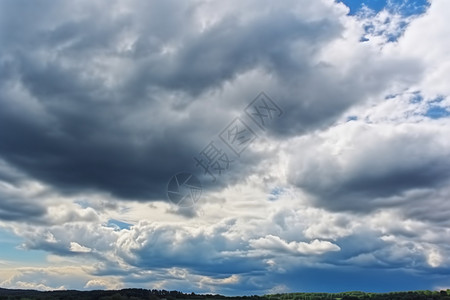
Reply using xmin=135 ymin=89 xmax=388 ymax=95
xmin=266 ymin=290 xmax=450 ymax=300
xmin=0 ymin=288 xmax=259 ymax=300
xmin=1 ymin=288 xmax=450 ymax=300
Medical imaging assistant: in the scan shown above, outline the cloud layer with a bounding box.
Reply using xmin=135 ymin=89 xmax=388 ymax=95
xmin=1 ymin=0 xmax=450 ymax=295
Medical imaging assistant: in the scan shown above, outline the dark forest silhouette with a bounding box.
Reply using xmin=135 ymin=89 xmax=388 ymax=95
xmin=1 ymin=288 xmax=450 ymax=300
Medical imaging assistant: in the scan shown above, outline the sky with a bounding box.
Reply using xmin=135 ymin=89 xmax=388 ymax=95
xmin=0 ymin=0 xmax=450 ymax=295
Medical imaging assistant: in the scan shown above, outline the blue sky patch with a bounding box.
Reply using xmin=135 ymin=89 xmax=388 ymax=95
xmin=339 ymin=0 xmax=429 ymax=16
xmin=425 ymin=106 xmax=450 ymax=119
xmin=339 ymin=0 xmax=388 ymax=15
xmin=107 ymin=219 xmax=133 ymax=231
xmin=0 ymin=229 xmax=47 ymax=264
xmin=409 ymin=92 xmax=424 ymax=103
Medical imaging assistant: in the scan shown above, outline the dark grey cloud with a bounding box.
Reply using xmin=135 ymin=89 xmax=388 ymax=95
xmin=400 ymin=190 xmax=450 ymax=224
xmin=288 ymin=121 xmax=450 ymax=214
xmin=0 ymin=162 xmax=48 ymax=222
xmin=271 ymin=53 xmax=423 ymax=137
xmin=0 ymin=195 xmax=47 ymax=221
xmin=0 ymin=159 xmax=26 ymax=185
xmin=0 ymin=0 xmax=369 ymax=202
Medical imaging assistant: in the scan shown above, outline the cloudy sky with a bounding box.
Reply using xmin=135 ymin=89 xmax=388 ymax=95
xmin=1 ymin=0 xmax=450 ymax=295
